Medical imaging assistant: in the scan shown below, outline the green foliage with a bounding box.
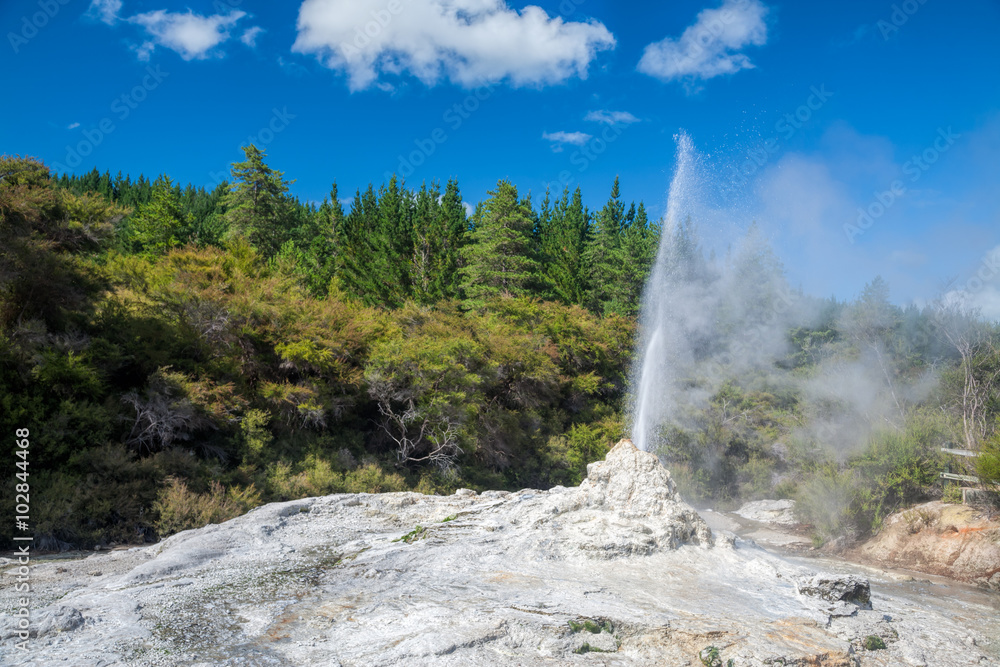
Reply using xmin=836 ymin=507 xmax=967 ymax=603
xmin=573 ymin=643 xmax=610 ymax=654
xmin=863 ymin=635 xmax=887 ymax=650
xmin=941 ymin=482 xmax=964 ymax=504
xmin=582 ymin=177 xmax=657 ymax=317
xmin=795 ymin=415 xmax=947 ymax=541
xmin=154 ymin=477 xmax=261 ymax=536
xmin=699 ymin=645 xmax=722 ymax=666
xmin=223 ymin=145 xmax=295 ymax=257
xmin=264 ymin=459 xmax=409 ymax=501
xmin=539 ymin=187 xmax=590 ymax=305
xmin=241 ymin=409 xmax=274 ymax=461
xmin=976 ymin=434 xmax=1000 ymax=497
xmin=460 ymin=180 xmax=540 ymax=308
xmin=655 ymin=379 xmax=796 ymax=503
xmin=849 ymin=422 xmax=942 ymax=533
xmin=568 ymin=619 xmax=613 ymax=634
xmin=130 ymin=176 xmax=186 ymax=254
xmin=392 ymin=525 xmax=428 ymax=543
xmin=794 ymin=467 xmax=856 ymax=542
xmin=3 ymin=154 xmax=992 ymax=552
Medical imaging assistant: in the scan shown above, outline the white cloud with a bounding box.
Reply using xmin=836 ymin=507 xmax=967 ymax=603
xmin=543 ymin=130 xmax=592 ymax=152
xmin=292 ymin=0 xmax=616 ymax=91
xmin=67 ymin=122 xmax=80 ymax=130
xmin=127 ymin=9 xmax=247 ymax=61
xmin=86 ymin=0 xmax=121 ymax=25
xmin=584 ymin=110 xmax=639 ymax=125
xmin=241 ymin=26 xmax=264 ymax=48
xmin=638 ymin=0 xmax=768 ymax=86
xmin=277 ymin=56 xmax=309 ymax=77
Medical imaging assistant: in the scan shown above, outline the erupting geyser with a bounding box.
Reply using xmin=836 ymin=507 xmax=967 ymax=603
xmin=630 ymin=132 xmax=699 ymax=452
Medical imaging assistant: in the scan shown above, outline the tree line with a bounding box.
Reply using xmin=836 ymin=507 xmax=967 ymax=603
xmin=59 ymin=146 xmax=660 ymax=318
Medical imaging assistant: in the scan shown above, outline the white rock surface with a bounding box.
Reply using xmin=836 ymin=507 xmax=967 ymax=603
xmin=1 ymin=440 xmax=997 ymax=666
xmin=734 ymin=499 xmax=799 ymax=526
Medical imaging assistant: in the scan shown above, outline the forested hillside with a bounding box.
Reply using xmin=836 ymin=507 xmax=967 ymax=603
xmin=1 ymin=149 xmax=997 ymax=550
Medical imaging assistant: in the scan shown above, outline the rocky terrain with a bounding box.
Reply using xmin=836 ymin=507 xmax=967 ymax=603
xmin=854 ymin=501 xmax=1000 ymax=590
xmin=2 ymin=440 xmax=998 ymax=666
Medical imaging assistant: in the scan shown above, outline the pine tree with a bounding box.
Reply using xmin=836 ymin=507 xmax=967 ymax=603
xmin=376 ymin=175 xmax=414 ymax=305
xmin=618 ymin=201 xmax=659 ymax=311
xmin=459 ymin=180 xmax=540 ymax=309
xmin=222 ymin=144 xmax=294 ymax=257
xmin=334 ymin=180 xmax=414 ymax=307
xmin=411 ymin=182 xmax=441 ymax=303
xmin=583 ymin=177 xmax=626 ymax=314
xmin=130 ymin=175 xmax=186 ymax=254
xmin=335 ymin=185 xmax=380 ymax=303
xmin=540 ymin=186 xmax=590 ymax=305
xmin=432 ymin=178 xmax=467 ymax=300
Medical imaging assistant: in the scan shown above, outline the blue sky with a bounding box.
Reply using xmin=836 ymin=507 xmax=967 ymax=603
xmin=2 ymin=0 xmax=999 ymax=315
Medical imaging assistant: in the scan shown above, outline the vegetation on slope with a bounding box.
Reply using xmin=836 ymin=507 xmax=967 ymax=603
xmin=1 ymin=149 xmax=997 ymax=549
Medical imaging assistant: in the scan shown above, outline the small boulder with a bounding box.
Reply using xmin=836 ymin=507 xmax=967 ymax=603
xmin=796 ymin=574 xmax=872 ymax=609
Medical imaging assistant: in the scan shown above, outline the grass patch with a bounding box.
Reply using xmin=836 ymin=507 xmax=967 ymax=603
xmin=573 ymin=642 xmax=609 ymax=654
xmin=568 ymin=618 xmax=613 ymax=634
xmin=863 ymin=635 xmax=887 ymax=650
xmin=391 ymin=525 xmax=427 ymax=544
xmin=699 ymin=645 xmax=726 ymax=666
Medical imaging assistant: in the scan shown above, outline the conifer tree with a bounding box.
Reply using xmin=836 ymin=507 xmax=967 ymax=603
xmin=408 ymin=179 xmax=466 ymax=304
xmin=222 ymin=144 xmax=294 ymax=257
xmin=459 ymin=180 xmax=539 ymax=308
xmin=286 ymin=182 xmax=343 ymax=296
xmin=432 ymin=178 xmax=467 ymax=300
xmin=618 ymin=201 xmax=659 ymax=312
xmin=540 ymin=186 xmax=590 ymax=305
xmin=410 ymin=182 xmax=441 ymax=303
xmin=335 ymin=185 xmax=382 ymax=304
xmin=583 ymin=177 xmax=626 ymax=314
xmin=130 ymin=175 xmax=185 ymax=255
xmin=376 ymin=175 xmax=413 ymax=305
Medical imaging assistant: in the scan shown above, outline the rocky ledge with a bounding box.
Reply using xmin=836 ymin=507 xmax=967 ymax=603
xmin=1 ymin=440 xmax=997 ymax=666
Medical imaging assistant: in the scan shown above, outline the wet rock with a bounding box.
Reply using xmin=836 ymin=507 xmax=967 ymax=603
xmin=797 ymin=573 xmax=872 ymax=609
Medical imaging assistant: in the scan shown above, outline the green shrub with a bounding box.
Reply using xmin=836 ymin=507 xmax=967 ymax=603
xmin=977 ymin=437 xmax=1000 ymax=498
xmin=794 ymin=467 xmax=856 ymax=543
xmin=241 ymin=409 xmax=274 ymax=462
xmin=850 ymin=426 xmax=941 ymax=533
xmin=153 ymin=477 xmax=261 ymax=536
xmin=341 ymin=462 xmax=410 ymax=494
xmin=737 ymin=455 xmax=777 ymax=499
xmin=941 ymin=482 xmax=964 ymax=504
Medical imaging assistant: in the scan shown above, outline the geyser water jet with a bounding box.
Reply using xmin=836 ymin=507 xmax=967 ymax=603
xmin=630 ymin=132 xmax=700 ymax=452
